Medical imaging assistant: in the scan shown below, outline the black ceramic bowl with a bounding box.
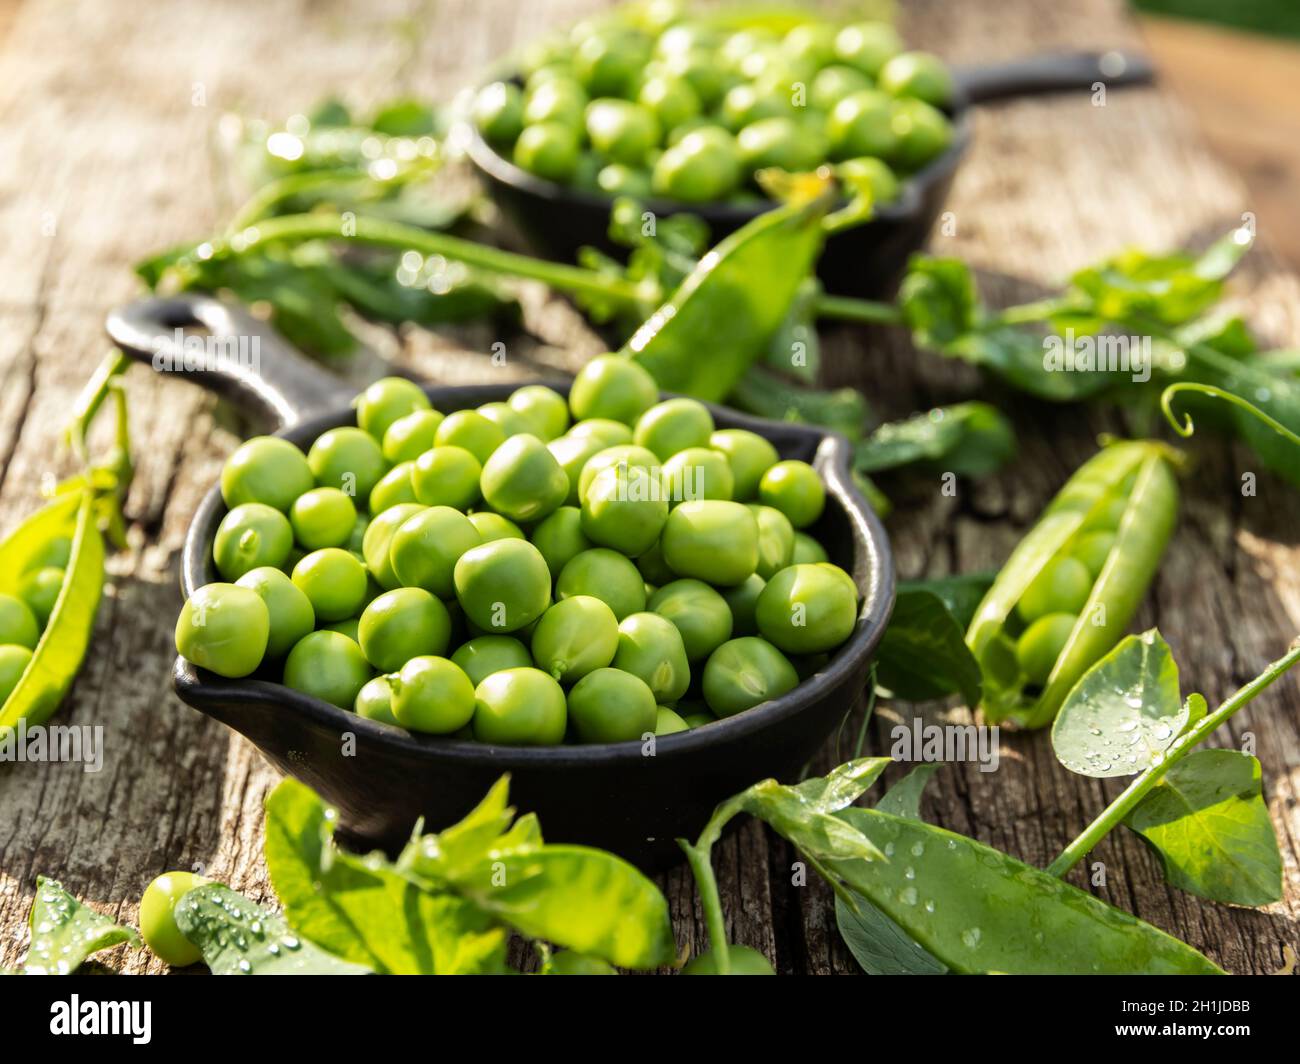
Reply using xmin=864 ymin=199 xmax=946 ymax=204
xmin=107 ymin=293 xmax=895 ymax=871
xmin=466 ymin=51 xmax=1154 ymax=298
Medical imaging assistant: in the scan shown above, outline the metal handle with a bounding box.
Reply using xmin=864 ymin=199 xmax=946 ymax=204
xmin=105 ymin=293 xmax=354 ymax=430
xmin=954 ymin=50 xmax=1155 ymax=106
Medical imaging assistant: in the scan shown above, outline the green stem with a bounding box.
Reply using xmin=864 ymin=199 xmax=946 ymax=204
xmin=984 ymin=297 xmax=1079 ymax=327
xmin=812 ymin=293 xmax=903 ymax=326
xmin=1047 ymin=639 xmax=1300 ymax=877
xmin=65 ymin=350 xmax=130 ymax=462
xmin=678 ymin=840 xmax=731 ymax=975
xmin=1160 ymin=382 xmax=1300 ymax=449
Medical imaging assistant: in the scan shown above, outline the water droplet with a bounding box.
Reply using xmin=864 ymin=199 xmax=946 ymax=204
xmin=961 ymin=928 xmax=982 ymax=948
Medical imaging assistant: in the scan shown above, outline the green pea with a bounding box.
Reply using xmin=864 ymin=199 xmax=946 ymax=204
xmin=649 ymin=578 xmax=734 ymax=662
xmin=543 ymin=950 xmax=618 ymax=975
xmin=568 ymin=418 xmax=634 ymax=447
xmin=476 ymin=402 xmax=533 ymax=439
xmin=220 ymin=436 xmax=314 ymax=513
xmin=585 ymin=99 xmax=660 ymax=165
xmin=514 ymin=122 xmax=581 ymax=181
xmin=748 ymin=504 xmax=796 ymax=580
xmin=355 ymin=377 xmax=430 ymax=441
xmin=702 ymin=636 xmax=798 ymax=717
xmin=737 ymin=116 xmax=825 ymax=173
xmin=791 ymin=532 xmax=828 ymax=565
xmin=574 ymin=30 xmax=649 ymax=97
xmin=451 ymin=635 xmax=532 ymax=689
xmin=454 ymin=538 xmax=552 ymax=633
xmin=708 ymin=429 xmax=779 ymax=500
xmin=1016 ymin=613 xmax=1078 ymax=686
xmin=508 ymin=385 xmax=569 ymax=441
xmin=354 ymin=675 xmax=399 ymax=725
xmin=635 ymin=538 xmax=676 ymax=585
xmin=557 ymin=548 xmax=646 ymax=620
xmin=569 ymin=355 xmax=659 ymax=425
xmin=596 ymin=163 xmax=652 ymax=197
xmin=523 ymin=78 xmax=587 ymax=129
xmin=1017 ymin=556 xmax=1094 ymax=624
xmin=834 ymin=22 xmax=903 ymax=76
xmin=654 ymin=706 xmax=690 ymax=735
xmin=434 ymin=410 xmax=505 ymax=465
xmin=652 ymin=128 xmax=742 ymax=201
xmin=661 ymin=500 xmax=759 ymax=586
xmin=661 ymin=447 xmax=734 ymax=503
xmin=412 ymin=445 xmax=482 ymax=510
xmin=578 ymin=444 xmax=660 ymax=502
xmin=291 ymin=548 xmax=368 ymax=622
xmin=473 ymin=667 xmax=567 ymax=745
xmin=0 ymin=645 xmax=34 ymax=702
xmin=889 ymin=98 xmax=952 ymax=170
xmin=361 ymin=502 xmax=425 ymax=590
xmin=580 ymin=464 xmax=668 ymax=557
xmin=1081 ymin=495 xmax=1130 ymax=532
xmin=783 ymin=22 xmax=838 ymax=66
xmin=531 ymin=595 xmax=619 ymax=684
xmin=638 ymin=73 xmax=701 ymax=131
xmin=290 ymin=487 xmax=358 ymax=550
xmin=612 ymin=611 xmax=690 ymax=704
xmin=758 ymin=460 xmax=825 ymax=528
xmin=18 ymin=566 xmax=63 ymax=627
xmin=388 ymin=506 xmax=481 ymax=598
xmin=567 ymin=667 xmax=657 ymax=743
xmin=347 ymin=513 xmax=370 ymax=554
xmin=0 ymin=592 xmax=40 ymax=649
xmin=1072 ymin=531 xmax=1117 ymax=578
xmin=720 ymin=83 xmax=793 ymax=132
xmin=810 ymin=64 xmax=873 ymax=112
xmin=384 ymin=655 xmax=474 ymax=734
xmin=382 ymin=409 xmax=445 ymax=464
xmin=660 ymin=48 xmax=731 ymax=109
xmin=878 ymin=51 xmax=953 ymax=107
xmin=634 ymin=399 xmax=715 ymax=460
xmin=681 ymin=708 xmax=716 ymax=729
xmin=140 ymin=872 xmax=209 ymax=967
xmin=755 ymin=563 xmax=857 ymax=655
xmin=827 ymin=89 xmax=898 ymax=161
xmin=530 ymin=506 xmax=592 ymax=578
xmin=307 ymin=427 xmax=387 ymax=500
xmin=326 ymin=616 xmax=361 ymax=643
xmin=548 ymin=433 xmax=611 ymax=507
xmin=175 ymin=582 xmax=269 ymax=678
xmin=838 ymin=156 xmax=900 ymax=205
xmin=468 ymin=511 xmax=525 ymax=543
xmin=358 ymin=588 xmax=451 ymax=672
xmin=213 ymin=502 xmax=293 ymax=581
xmin=480 ymin=434 xmax=569 ymax=524
xmin=364 ymin=462 xmax=414 ymax=514
xmin=235 ymin=567 xmax=315 ymax=659
xmin=682 ymin=944 xmax=775 ymax=975
xmin=473 ymin=80 xmax=525 ymax=143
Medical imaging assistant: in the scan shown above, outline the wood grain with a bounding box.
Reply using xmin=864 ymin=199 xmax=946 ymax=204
xmin=0 ymin=0 xmax=1297 ymax=975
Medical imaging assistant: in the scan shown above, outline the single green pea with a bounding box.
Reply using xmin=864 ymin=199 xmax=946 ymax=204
xmin=477 ymin=401 xmax=534 ymax=438
xmin=682 ymin=944 xmax=776 ymax=975
xmin=708 ymin=429 xmax=779 ymax=501
xmin=654 ymin=706 xmax=690 ymax=735
xmin=1081 ymin=495 xmax=1130 ymax=532
xmin=888 ymin=98 xmax=952 ymax=170
xmin=530 ymin=595 xmax=619 ymax=684
xmin=719 ymin=83 xmax=793 ymax=132
xmin=827 ymin=89 xmax=898 ymax=161
xmin=382 ymin=409 xmax=445 ymax=464
xmin=574 ymin=30 xmax=650 ymax=97
xmin=389 ymin=506 xmax=481 ymax=598
xmin=283 ymin=630 xmax=371 ymax=708
xmin=1016 ymin=612 xmax=1079 ymax=686
xmin=480 ymin=434 xmax=569 ymax=524
xmin=585 ymin=98 xmax=661 ymax=165
xmin=1017 ymin=556 xmax=1094 ymax=624
xmin=581 ymin=464 xmax=669 ymax=557
xmin=578 ymin=444 xmax=660 ymax=502
xmin=307 ymin=427 xmax=387 ymax=501
xmin=635 ymin=538 xmax=676 ymax=585
xmin=737 ymin=116 xmax=826 ymax=173
xmin=358 ymin=588 xmax=452 ymax=673
xmin=659 ymin=48 xmax=731 ymax=108
xmin=838 ymin=156 xmax=900 ymax=205
xmin=649 ymin=578 xmax=734 ymax=662
xmin=702 ymin=636 xmax=798 ymax=717
xmin=638 ymin=73 xmax=701 ymax=132
xmin=175 ymin=582 xmax=270 ymax=678
xmin=514 ymin=122 xmax=581 ymax=181
xmin=661 ymin=500 xmax=759 ymax=586
xmin=220 ymin=436 xmax=314 ymax=513
xmin=235 ymin=566 xmax=315 ymax=659
xmin=612 ymin=611 xmax=690 ymax=704
xmin=354 ymin=675 xmax=399 ymax=725
xmin=412 ymin=445 xmax=482 ymax=510
xmin=791 ymin=531 xmax=829 ymax=565
xmin=473 ymin=80 xmax=526 ymax=143
xmin=361 ymin=502 xmax=425 ymax=590
xmin=661 ymin=447 xmax=734 ymax=503
xmin=326 ymin=616 xmax=362 ymax=643
xmin=0 ymin=592 xmax=40 ymax=649
xmin=0 ymin=644 xmax=33 ymax=702
xmin=347 ymin=513 xmax=370 ymax=554
xmin=386 ymin=655 xmax=475 ymax=734
xmin=213 ymin=502 xmax=294 ymax=581
xmin=523 ymin=78 xmax=588 ymax=129
xmin=758 ymin=460 xmax=825 ymax=528
xmin=634 ymin=398 xmax=715 ymax=460
xmin=473 ymin=667 xmax=567 ymax=745
xmin=508 ymin=385 xmax=569 ymax=441
xmin=596 ymin=162 xmax=653 ymax=197
xmin=656 ymin=22 xmax=722 ymax=58
xmin=720 ymin=573 xmax=766 ymax=636
xmin=355 ymin=377 xmax=430 ymax=441
xmin=567 ymin=667 xmax=658 ymax=743
xmin=878 ymin=50 xmax=954 ymax=107
xmin=681 ymin=707 xmax=716 ymax=729
xmin=451 ymin=635 xmax=532 ymax=688
xmin=368 ymin=462 xmax=418 ymax=514
xmin=292 ymin=548 xmax=368 ymax=622
xmin=810 ymin=64 xmax=873 ymax=112
xmin=755 ymin=563 xmax=857 ymax=655
xmin=652 ymin=128 xmax=742 ymax=201
xmin=290 ymin=487 xmax=358 ymax=550
xmin=748 ymin=504 xmax=796 ymax=580
xmin=468 ymin=511 xmax=525 ymax=542
xmin=783 ymin=21 xmax=838 ymax=66
xmin=454 ymin=538 xmax=552 ymax=633
xmin=18 ymin=566 xmax=63 ymax=627
xmin=140 ymin=872 xmax=210 ymax=967
xmin=1072 ymin=531 xmax=1117 ymax=578
xmin=556 ymin=548 xmax=647 ymax=620
xmin=434 ymin=410 xmax=506 ymax=466
xmin=570 ymin=150 xmax=605 ymax=191
xmin=530 ymin=506 xmax=592 ymax=578
xmin=834 ymin=21 xmax=903 ymax=76
xmin=24 ymin=535 xmax=72 ymax=573
xmin=548 ymin=433 xmax=612 ymax=507
xmin=569 ymin=355 xmax=659 ymax=425
xmin=543 ymin=950 xmax=617 ymax=975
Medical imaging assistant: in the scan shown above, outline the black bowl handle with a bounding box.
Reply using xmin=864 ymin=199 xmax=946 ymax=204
xmin=106 ymin=293 xmax=354 ymax=430
xmin=954 ymin=50 xmax=1154 ymax=106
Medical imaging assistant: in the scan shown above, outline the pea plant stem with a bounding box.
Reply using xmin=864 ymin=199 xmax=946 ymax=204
xmin=812 ymin=293 xmax=903 ymax=326
xmin=679 ymin=838 xmax=732 ymax=976
xmin=1047 ymin=639 xmax=1300 ymax=877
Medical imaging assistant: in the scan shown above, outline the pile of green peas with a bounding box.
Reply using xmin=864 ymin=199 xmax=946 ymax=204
xmin=175 ymin=355 xmax=859 ymax=746
xmin=472 ymin=14 xmax=953 ymax=205
xmin=0 ymin=539 xmax=71 ymax=704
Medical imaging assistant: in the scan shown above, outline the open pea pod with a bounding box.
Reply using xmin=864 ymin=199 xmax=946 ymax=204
xmin=967 ymin=440 xmax=1179 ymax=729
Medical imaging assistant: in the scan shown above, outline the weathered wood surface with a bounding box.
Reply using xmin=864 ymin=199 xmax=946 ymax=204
xmin=0 ymin=0 xmax=1297 ymax=975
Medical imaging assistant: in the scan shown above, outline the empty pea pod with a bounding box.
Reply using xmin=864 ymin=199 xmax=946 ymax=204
xmin=966 ymin=440 xmax=1180 ymax=728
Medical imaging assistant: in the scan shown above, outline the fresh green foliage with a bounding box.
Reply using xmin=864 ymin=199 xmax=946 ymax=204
xmin=20 ymin=877 xmax=139 ymax=975
xmin=854 ymin=402 xmax=1015 ymax=478
xmin=876 ymin=587 xmax=982 ymax=706
xmin=897 ymin=572 xmax=994 ymax=628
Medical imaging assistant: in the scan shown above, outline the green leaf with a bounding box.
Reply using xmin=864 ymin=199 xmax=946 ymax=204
xmin=855 ymin=402 xmax=1016 ymax=478
xmin=875 ymin=764 xmax=941 ymax=819
xmin=876 ymin=588 xmax=983 ymax=706
xmin=958 ymin=326 xmax=1112 ymax=401
xmin=898 ymin=256 xmax=978 ymax=348
xmin=729 ymin=366 xmax=869 ymax=439
xmin=1052 ymin=631 xmax=1188 ymax=778
xmin=827 ymin=809 xmax=1223 ymax=974
xmin=1125 ymin=749 xmax=1281 ymax=907
xmin=23 ymin=877 xmax=139 ymax=974
xmin=173 ymin=884 xmax=373 ymax=974
xmin=897 ymin=573 xmax=995 ymax=629
xmin=397 ymin=775 xmax=527 ymax=884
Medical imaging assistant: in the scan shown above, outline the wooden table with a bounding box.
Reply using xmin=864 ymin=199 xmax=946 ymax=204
xmin=1 ymin=0 xmax=1297 ymax=975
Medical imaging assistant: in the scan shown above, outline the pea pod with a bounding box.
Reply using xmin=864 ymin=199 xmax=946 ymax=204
xmin=967 ymin=440 xmax=1179 ymax=728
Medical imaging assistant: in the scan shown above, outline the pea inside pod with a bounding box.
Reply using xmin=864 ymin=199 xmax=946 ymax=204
xmin=966 ymin=441 xmax=1179 ymax=729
